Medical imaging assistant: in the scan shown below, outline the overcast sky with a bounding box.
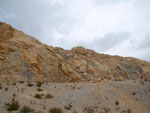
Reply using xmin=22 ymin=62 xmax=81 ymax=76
xmin=0 ymin=0 xmax=150 ymax=61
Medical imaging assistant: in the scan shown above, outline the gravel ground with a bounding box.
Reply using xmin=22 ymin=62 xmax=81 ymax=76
xmin=0 ymin=80 xmax=150 ymax=113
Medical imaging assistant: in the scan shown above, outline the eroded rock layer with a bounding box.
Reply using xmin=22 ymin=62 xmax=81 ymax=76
xmin=0 ymin=22 xmax=150 ymax=82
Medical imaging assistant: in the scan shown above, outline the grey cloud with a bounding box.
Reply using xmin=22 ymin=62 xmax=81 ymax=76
xmin=134 ymin=35 xmax=150 ymax=61
xmin=77 ymin=32 xmax=131 ymax=52
xmin=94 ymin=0 xmax=125 ymax=5
xmin=137 ymin=35 xmax=150 ymax=50
xmin=0 ymin=0 xmax=72 ymax=43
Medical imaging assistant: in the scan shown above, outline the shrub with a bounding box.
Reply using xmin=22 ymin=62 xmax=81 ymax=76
xmin=140 ymin=81 xmax=144 ymax=84
xmin=37 ymin=88 xmax=43 ymax=92
xmin=19 ymin=81 xmax=24 ymax=84
xmin=12 ymin=98 xmax=15 ymax=101
xmin=13 ymin=82 xmax=16 ymax=85
xmin=45 ymin=94 xmax=53 ymax=99
xmin=36 ymin=82 xmax=43 ymax=87
xmin=49 ymin=107 xmax=63 ymax=113
xmin=145 ymin=78 xmax=148 ymax=82
xmin=5 ymin=100 xmax=20 ymax=111
xmin=127 ymin=109 xmax=132 ymax=113
xmin=13 ymin=94 xmax=16 ymax=97
xmin=20 ymin=106 xmax=34 ymax=113
xmin=5 ymin=87 xmax=8 ymax=91
xmin=34 ymin=94 xmax=42 ymax=99
xmin=115 ymin=101 xmax=119 ymax=105
xmin=64 ymin=104 xmax=72 ymax=110
xmin=27 ymin=82 xmax=33 ymax=87
xmin=132 ymin=92 xmax=136 ymax=95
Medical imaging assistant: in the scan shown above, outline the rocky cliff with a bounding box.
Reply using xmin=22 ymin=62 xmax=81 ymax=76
xmin=0 ymin=22 xmax=150 ymax=82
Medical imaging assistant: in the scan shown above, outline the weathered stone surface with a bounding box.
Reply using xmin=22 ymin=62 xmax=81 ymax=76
xmin=0 ymin=22 xmax=150 ymax=82
xmin=0 ymin=22 xmax=14 ymax=42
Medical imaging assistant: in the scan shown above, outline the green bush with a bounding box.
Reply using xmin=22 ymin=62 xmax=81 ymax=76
xmin=5 ymin=100 xmax=20 ymax=111
xmin=49 ymin=107 xmax=63 ymax=113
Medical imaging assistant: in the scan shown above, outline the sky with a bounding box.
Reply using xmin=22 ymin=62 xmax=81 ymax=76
xmin=0 ymin=0 xmax=150 ymax=61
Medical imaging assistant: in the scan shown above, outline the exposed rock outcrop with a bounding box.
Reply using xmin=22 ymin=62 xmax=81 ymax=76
xmin=0 ymin=22 xmax=150 ymax=82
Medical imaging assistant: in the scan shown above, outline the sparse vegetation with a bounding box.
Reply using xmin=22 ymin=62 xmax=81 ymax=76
xmin=13 ymin=93 xmax=16 ymax=97
xmin=5 ymin=87 xmax=8 ymax=91
xmin=20 ymin=106 xmax=34 ymax=113
xmin=37 ymin=88 xmax=43 ymax=92
xmin=49 ymin=107 xmax=63 ymax=113
xmin=115 ymin=101 xmax=119 ymax=105
xmin=27 ymin=82 xmax=33 ymax=87
xmin=127 ymin=109 xmax=132 ymax=113
xmin=5 ymin=100 xmax=20 ymax=111
xmin=13 ymin=82 xmax=16 ymax=85
xmin=34 ymin=93 xmax=42 ymax=99
xmin=36 ymin=82 xmax=43 ymax=87
xmin=132 ymin=92 xmax=136 ymax=95
xmin=64 ymin=103 xmax=72 ymax=110
xmin=144 ymin=78 xmax=148 ymax=82
xmin=19 ymin=81 xmax=24 ymax=84
xmin=140 ymin=81 xmax=144 ymax=84
xmin=45 ymin=94 xmax=53 ymax=99
xmin=12 ymin=98 xmax=15 ymax=101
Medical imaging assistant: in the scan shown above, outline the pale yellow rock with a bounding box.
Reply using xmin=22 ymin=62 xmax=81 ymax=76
xmin=0 ymin=22 xmax=150 ymax=82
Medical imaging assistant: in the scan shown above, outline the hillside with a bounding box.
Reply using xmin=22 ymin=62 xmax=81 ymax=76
xmin=0 ymin=22 xmax=150 ymax=83
xmin=0 ymin=22 xmax=150 ymax=113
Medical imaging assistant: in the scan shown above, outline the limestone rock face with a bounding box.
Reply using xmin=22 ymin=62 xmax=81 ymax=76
xmin=0 ymin=22 xmax=150 ymax=82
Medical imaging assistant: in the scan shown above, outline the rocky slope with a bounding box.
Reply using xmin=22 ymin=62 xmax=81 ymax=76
xmin=0 ymin=22 xmax=150 ymax=82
